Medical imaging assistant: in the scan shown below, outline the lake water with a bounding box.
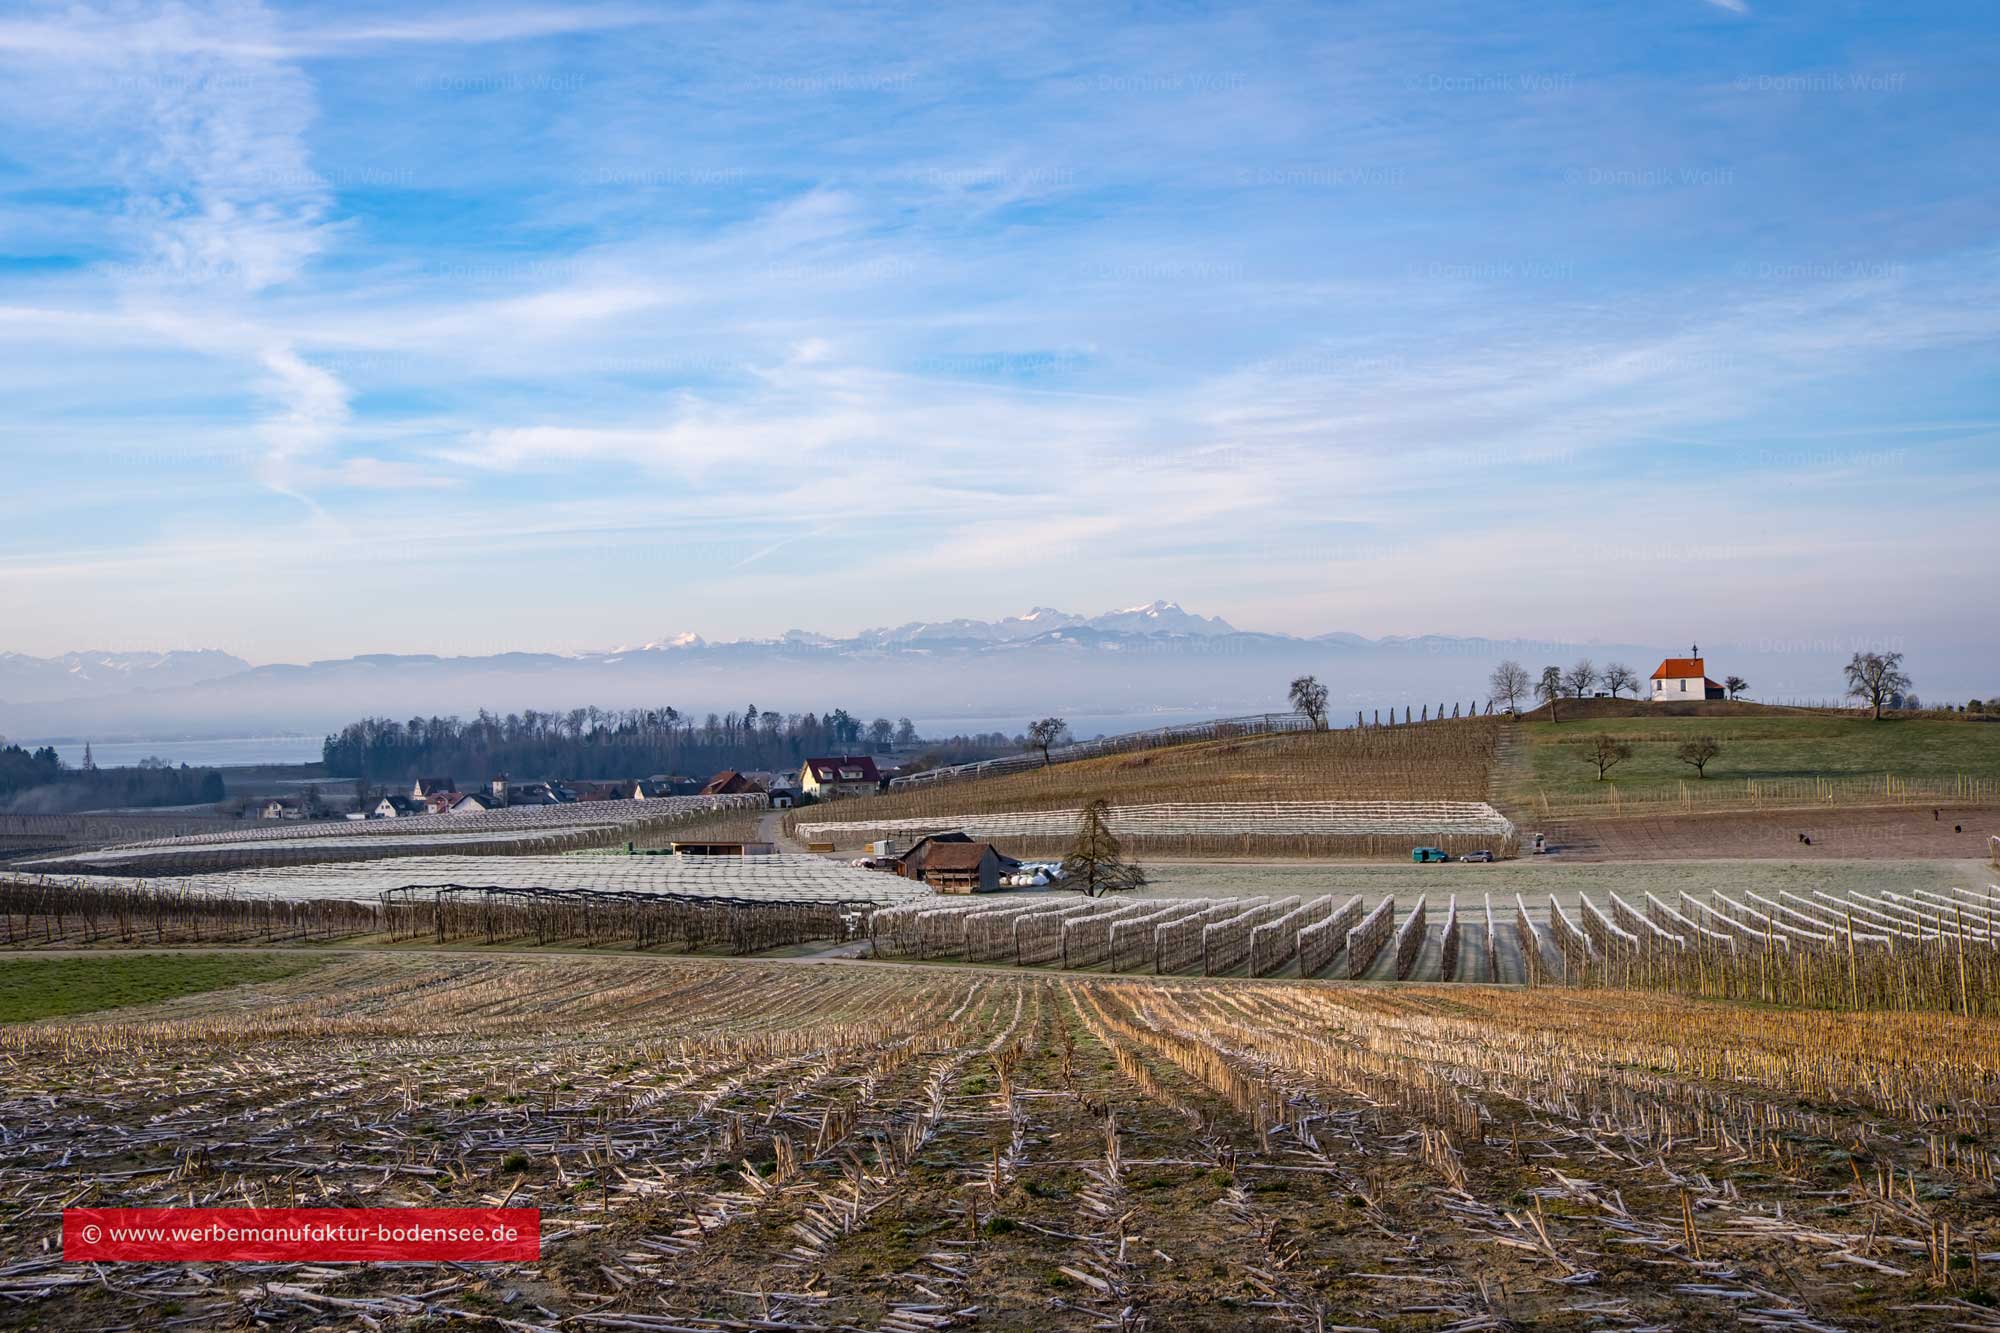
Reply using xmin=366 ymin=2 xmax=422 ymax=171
xmin=909 ymin=709 xmax=1233 ymax=739
xmin=19 ymin=710 xmax=1273 ymax=770
xmin=19 ymin=736 xmax=326 ymax=769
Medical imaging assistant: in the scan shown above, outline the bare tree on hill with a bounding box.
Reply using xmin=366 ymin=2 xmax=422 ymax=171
xmin=1025 ymin=717 xmax=1070 ymax=766
xmin=1601 ymin=662 xmax=1637 ymax=698
xmin=1564 ymin=659 xmax=1598 ymax=699
xmin=1489 ymin=660 xmax=1530 ymax=712
xmin=1676 ymin=735 xmax=1723 ymax=778
xmin=1536 ymin=666 xmax=1565 ymax=722
xmin=1288 ymin=675 xmax=1330 ymax=730
xmin=1725 ymin=675 xmax=1748 ymax=700
xmin=1584 ymin=733 xmax=1634 ymax=781
xmin=1844 ymin=651 xmax=1911 ymax=720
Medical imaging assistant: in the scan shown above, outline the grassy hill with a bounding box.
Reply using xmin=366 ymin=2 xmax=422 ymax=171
xmin=1511 ymin=704 xmax=2000 ymax=810
xmin=811 ymin=718 xmax=1503 ymax=824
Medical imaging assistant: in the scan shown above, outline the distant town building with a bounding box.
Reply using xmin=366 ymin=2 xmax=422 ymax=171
xmin=799 ymin=755 xmax=883 ymax=800
xmin=256 ymin=798 xmax=304 ymax=820
xmin=410 ymin=777 xmax=457 ymax=800
xmin=1650 ymin=646 xmax=1726 ymax=701
xmin=700 ymin=770 xmax=764 ymax=796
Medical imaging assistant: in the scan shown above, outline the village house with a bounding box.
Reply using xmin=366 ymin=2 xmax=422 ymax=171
xmin=488 ymin=779 xmax=570 ymax=806
xmin=1650 ymin=646 xmax=1726 ymax=701
xmin=410 ymin=777 xmax=456 ymax=801
xmin=799 ymin=755 xmax=883 ymax=800
xmin=442 ymin=792 xmax=487 ymax=815
xmin=700 ymin=770 xmax=764 ymax=796
xmin=256 ymin=797 xmax=304 ymax=820
xmin=370 ymin=794 xmax=427 ymax=818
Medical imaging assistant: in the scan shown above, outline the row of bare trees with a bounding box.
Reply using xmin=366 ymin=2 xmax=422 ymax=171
xmin=1487 ymin=660 xmax=1750 ymax=717
xmin=1581 ymin=733 xmax=1724 ymax=780
xmin=1489 ymin=651 xmax=1914 ymax=720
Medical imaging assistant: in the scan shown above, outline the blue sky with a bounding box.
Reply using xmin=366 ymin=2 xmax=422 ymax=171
xmin=0 ymin=0 xmax=1996 ymax=665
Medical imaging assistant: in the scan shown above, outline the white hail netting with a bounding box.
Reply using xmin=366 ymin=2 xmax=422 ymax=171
xmin=11 ymin=852 xmax=919 ymax=905
xmin=119 ymin=794 xmax=769 ymax=848
xmin=795 ymin=800 xmax=1515 ymax=840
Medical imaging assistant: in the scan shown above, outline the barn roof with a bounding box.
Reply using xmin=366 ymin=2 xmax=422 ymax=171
xmin=921 ymin=841 xmax=996 ymax=871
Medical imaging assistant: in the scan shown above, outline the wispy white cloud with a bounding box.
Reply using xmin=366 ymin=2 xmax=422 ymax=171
xmin=1 ymin=0 xmax=1995 ymax=666
xmin=0 ymin=6 xmax=651 ymax=60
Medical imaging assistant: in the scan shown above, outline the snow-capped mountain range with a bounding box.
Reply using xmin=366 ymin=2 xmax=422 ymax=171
xmin=602 ymin=602 xmax=1235 ymax=656
xmin=0 ymin=602 xmax=1727 ymax=743
xmin=0 ymin=650 xmax=251 ymax=703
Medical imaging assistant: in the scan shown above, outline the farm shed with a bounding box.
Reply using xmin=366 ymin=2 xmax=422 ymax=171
xmin=894 ymin=831 xmax=973 ymax=877
xmin=918 ymin=841 xmax=1004 ymax=894
xmin=670 ymin=840 xmax=779 ymax=857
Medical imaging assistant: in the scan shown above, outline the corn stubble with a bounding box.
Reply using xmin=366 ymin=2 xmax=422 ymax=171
xmin=6 ymin=952 xmax=2000 ymax=1330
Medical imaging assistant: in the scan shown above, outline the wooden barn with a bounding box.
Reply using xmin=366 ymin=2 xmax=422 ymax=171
xmin=916 ymin=840 xmax=1004 ymax=894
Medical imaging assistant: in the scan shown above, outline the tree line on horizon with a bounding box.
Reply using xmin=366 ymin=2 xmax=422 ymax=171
xmin=319 ymin=706 xmax=1021 ymax=783
xmin=0 ymin=740 xmax=226 ymax=813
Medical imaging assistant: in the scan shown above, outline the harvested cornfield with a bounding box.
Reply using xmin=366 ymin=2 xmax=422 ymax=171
xmin=7 ymin=952 xmax=2000 ymax=1329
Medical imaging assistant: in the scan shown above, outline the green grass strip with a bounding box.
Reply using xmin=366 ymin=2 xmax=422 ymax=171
xmin=0 ymin=952 xmax=327 ymax=1023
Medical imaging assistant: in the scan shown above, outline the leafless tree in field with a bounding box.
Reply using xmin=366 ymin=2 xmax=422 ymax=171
xmin=1844 ymin=651 xmax=1911 ymax=720
xmin=1025 ymin=717 xmax=1069 ymax=766
xmin=1724 ymin=675 xmax=1748 ymax=700
xmin=1536 ymin=666 xmax=1565 ymax=722
xmin=1564 ymin=659 xmax=1598 ymax=698
xmin=1584 ymin=732 xmax=1634 ymax=780
xmin=1288 ymin=675 xmax=1329 ymax=730
xmin=1489 ymin=659 xmax=1530 ymax=712
xmin=1601 ymin=662 xmax=1637 ymax=698
xmin=1676 ymin=735 xmax=1723 ymax=777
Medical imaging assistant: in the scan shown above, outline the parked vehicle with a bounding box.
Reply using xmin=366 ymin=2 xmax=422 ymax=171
xmin=1460 ymin=849 xmax=1495 ymax=863
xmin=1410 ymin=846 xmax=1450 ymax=863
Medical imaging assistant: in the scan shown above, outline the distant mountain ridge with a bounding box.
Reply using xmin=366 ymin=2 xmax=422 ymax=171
xmin=0 ymin=649 xmax=251 ymax=704
xmin=0 ymin=603 xmax=1756 ymax=744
